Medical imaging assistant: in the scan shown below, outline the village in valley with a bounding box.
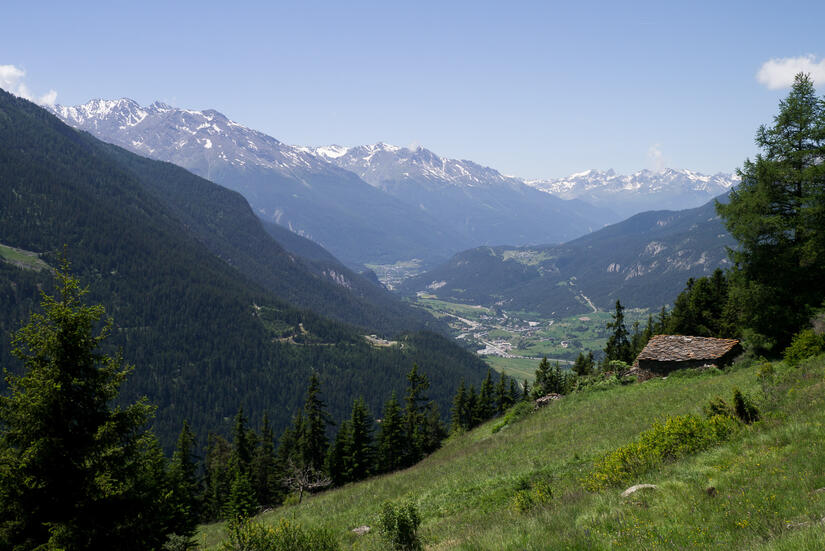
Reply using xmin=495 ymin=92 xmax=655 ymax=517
xmin=411 ymin=292 xmax=652 ymax=380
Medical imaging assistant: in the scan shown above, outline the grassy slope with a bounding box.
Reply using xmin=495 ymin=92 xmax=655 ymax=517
xmin=199 ymin=356 xmax=825 ymax=550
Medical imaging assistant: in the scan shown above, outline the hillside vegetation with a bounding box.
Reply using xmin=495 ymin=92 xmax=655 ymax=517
xmin=199 ymin=355 xmax=825 ymax=549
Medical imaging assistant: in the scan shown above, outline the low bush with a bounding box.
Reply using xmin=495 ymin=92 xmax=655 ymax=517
xmin=732 ymin=387 xmax=760 ymax=424
xmin=377 ymin=500 xmax=422 ymax=551
xmin=784 ymin=329 xmax=825 ymax=366
xmin=511 ymin=474 xmax=553 ymax=512
xmin=703 ymin=388 xmax=759 ymax=424
xmin=218 ymin=517 xmax=339 ymax=551
xmin=586 ymin=414 xmax=739 ymax=489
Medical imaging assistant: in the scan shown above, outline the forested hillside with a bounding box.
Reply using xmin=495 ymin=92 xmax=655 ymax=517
xmin=0 ymin=90 xmax=487 ymax=448
xmin=98 ymin=143 xmax=440 ymax=336
xmin=400 ymin=196 xmax=735 ymax=315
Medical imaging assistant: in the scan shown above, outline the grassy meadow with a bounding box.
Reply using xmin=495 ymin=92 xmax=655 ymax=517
xmin=0 ymin=243 xmax=49 ymax=272
xmin=198 ymin=354 xmax=825 ymax=549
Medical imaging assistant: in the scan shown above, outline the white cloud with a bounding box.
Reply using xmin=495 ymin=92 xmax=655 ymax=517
xmin=0 ymin=64 xmax=58 ymax=106
xmin=756 ymin=55 xmax=825 ymax=89
xmin=647 ymin=143 xmax=666 ymax=172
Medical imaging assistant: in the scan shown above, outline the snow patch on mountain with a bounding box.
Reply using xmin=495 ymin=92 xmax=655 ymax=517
xmin=50 ymin=98 xmax=351 ymax=182
xmin=526 ymin=168 xmax=737 ymax=198
xmin=310 ymin=141 xmax=522 ymax=190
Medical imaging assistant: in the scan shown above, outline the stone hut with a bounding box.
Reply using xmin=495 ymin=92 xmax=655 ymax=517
xmin=634 ymin=335 xmax=741 ymax=374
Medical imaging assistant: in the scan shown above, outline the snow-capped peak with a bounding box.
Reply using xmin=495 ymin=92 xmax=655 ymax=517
xmin=523 ymin=167 xmax=738 ymax=217
xmin=313 ymin=144 xmax=350 ymax=159
xmin=53 ymin=98 xmax=147 ymax=127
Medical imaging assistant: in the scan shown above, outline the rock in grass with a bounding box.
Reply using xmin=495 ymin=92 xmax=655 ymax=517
xmin=352 ymin=525 xmax=371 ymax=535
xmin=621 ymin=484 xmax=658 ymax=497
xmin=534 ymin=393 xmax=562 ymax=409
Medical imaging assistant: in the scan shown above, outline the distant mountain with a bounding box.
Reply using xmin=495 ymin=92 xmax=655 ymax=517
xmin=525 ymin=168 xmax=738 ymax=219
xmin=51 ymin=100 xmax=613 ymax=267
xmin=51 ymin=99 xmax=461 ymax=267
xmin=1 ymin=90 xmax=487 ymax=448
xmin=310 ymin=142 xmax=617 ymax=247
xmin=399 ymin=195 xmax=735 ymax=316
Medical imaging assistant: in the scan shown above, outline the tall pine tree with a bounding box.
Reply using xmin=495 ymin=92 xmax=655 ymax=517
xmin=378 ymin=392 xmax=404 ymax=473
xmin=298 ymin=372 xmax=330 ymax=472
xmin=0 ymin=265 xmax=175 ymax=549
xmin=604 ymin=300 xmax=632 ymax=364
xmin=717 ymin=72 xmax=825 ymax=351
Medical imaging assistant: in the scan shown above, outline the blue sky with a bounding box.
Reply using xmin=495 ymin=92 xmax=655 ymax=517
xmin=2 ymin=0 xmax=824 ymax=178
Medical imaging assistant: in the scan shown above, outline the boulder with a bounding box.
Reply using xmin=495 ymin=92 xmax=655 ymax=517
xmin=621 ymin=484 xmax=657 ymax=497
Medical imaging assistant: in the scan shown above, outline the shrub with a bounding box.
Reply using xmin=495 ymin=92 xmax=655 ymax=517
xmin=219 ymin=517 xmax=339 ymax=551
xmin=510 ymin=476 xmax=553 ymax=512
xmin=586 ymin=414 xmax=738 ymax=489
xmin=377 ymin=500 xmax=422 ymax=551
xmin=703 ymin=388 xmax=759 ymax=424
xmin=784 ymin=329 xmax=825 ymax=366
xmin=703 ymin=396 xmax=733 ymax=418
xmin=732 ymin=388 xmax=760 ymax=424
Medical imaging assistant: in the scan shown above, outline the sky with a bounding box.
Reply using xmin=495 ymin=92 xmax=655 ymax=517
xmin=2 ymin=0 xmax=824 ymax=179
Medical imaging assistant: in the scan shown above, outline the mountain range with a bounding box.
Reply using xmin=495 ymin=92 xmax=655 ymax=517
xmin=0 ymin=90 xmax=487 ymax=448
xmin=399 ymin=194 xmax=736 ymax=316
xmin=49 ymin=99 xmax=732 ymax=270
xmin=525 ymin=168 xmax=737 ymax=219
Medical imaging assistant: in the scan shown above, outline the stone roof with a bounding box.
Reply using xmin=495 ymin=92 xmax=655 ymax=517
xmin=635 ymin=335 xmax=740 ymax=362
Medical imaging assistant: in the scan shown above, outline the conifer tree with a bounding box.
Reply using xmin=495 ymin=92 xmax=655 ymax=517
xmin=232 ymin=407 xmax=253 ymax=475
xmin=656 ymin=306 xmax=669 ymax=334
xmin=224 ymin=458 xmax=257 ymax=520
xmin=477 ymin=368 xmax=495 ymax=420
xmin=420 ymin=401 xmax=446 ymax=455
xmin=326 ymin=420 xmax=351 ymax=486
xmin=298 ymin=372 xmax=330 ymax=472
xmin=668 ymin=269 xmax=731 ymax=338
xmin=509 ymin=377 xmax=521 ymax=404
xmin=534 ymin=356 xmax=551 ymax=396
xmin=250 ymin=413 xmax=277 ymax=507
xmin=450 ymin=379 xmax=468 ymax=432
xmin=402 ymin=364 xmax=430 ymax=465
xmin=718 ymin=73 xmax=825 ymax=351
xmin=604 ymin=300 xmax=632 ymax=364
xmin=167 ymin=421 xmax=201 ymax=538
xmin=378 ymin=392 xmax=405 ymax=473
xmin=573 ymin=351 xmax=594 ymax=377
xmin=0 ymin=265 xmax=174 ymax=549
xmin=465 ymin=385 xmax=479 ymax=428
xmin=203 ymin=433 xmax=232 ymax=521
xmin=642 ymin=314 xmax=655 ymax=342
xmin=495 ymin=372 xmax=511 ymax=414
xmin=347 ymin=397 xmax=375 ymax=482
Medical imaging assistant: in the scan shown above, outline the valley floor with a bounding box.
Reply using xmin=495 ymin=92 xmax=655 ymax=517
xmin=198 ymin=354 xmax=825 ymax=550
